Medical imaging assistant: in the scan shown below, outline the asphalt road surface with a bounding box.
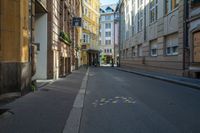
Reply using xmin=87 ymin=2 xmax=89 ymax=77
xmin=79 ymin=67 xmax=200 ymax=133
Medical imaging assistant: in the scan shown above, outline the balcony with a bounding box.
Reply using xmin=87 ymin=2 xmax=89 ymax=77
xmin=36 ymin=0 xmax=47 ymax=14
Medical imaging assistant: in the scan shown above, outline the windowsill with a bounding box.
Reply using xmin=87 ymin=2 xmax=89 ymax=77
xmin=151 ymin=55 xmax=158 ymax=57
xmin=138 ymin=56 xmax=143 ymax=58
xmin=165 ymin=7 xmax=179 ymax=17
xmin=149 ymin=20 xmax=158 ymax=26
xmin=137 ymin=30 xmax=143 ymax=34
xmin=165 ymin=53 xmax=178 ymax=56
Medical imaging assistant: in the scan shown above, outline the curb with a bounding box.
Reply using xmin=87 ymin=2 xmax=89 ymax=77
xmin=116 ymin=68 xmax=200 ymax=90
xmin=62 ymin=68 xmax=89 ymax=133
xmin=37 ymin=80 xmax=55 ymax=89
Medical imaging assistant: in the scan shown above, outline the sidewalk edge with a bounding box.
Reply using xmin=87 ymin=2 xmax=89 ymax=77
xmin=62 ymin=68 xmax=89 ymax=133
xmin=116 ymin=68 xmax=200 ymax=90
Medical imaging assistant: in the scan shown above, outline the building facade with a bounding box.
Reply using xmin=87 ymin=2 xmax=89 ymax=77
xmin=188 ymin=0 xmax=200 ymax=78
xmin=100 ymin=4 xmax=117 ymax=64
xmin=119 ymin=0 xmax=189 ymax=77
xmin=0 ymin=0 xmax=32 ymax=95
xmin=114 ymin=4 xmax=120 ymax=65
xmin=82 ymin=0 xmax=100 ymax=66
xmin=45 ymin=0 xmax=81 ymax=80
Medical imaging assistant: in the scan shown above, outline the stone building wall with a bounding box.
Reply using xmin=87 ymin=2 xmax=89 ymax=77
xmin=120 ymin=0 xmax=186 ymax=76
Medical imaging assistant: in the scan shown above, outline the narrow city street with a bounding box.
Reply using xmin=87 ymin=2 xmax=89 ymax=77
xmin=0 ymin=67 xmax=200 ymax=133
xmin=1 ymin=0 xmax=200 ymax=133
xmin=80 ymin=67 xmax=200 ymax=133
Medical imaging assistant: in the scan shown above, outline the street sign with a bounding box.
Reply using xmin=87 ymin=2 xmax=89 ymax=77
xmin=72 ymin=17 xmax=82 ymax=27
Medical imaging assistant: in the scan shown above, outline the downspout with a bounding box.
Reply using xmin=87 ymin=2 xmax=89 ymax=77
xmin=30 ymin=0 xmax=33 ymax=63
xmin=144 ymin=0 xmax=147 ymax=41
xmin=114 ymin=12 xmax=116 ymax=65
xmin=183 ymin=0 xmax=189 ymax=73
xmin=118 ymin=2 xmax=122 ymax=67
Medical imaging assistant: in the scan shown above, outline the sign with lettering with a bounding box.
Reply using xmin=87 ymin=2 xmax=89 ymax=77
xmin=72 ymin=17 xmax=82 ymax=27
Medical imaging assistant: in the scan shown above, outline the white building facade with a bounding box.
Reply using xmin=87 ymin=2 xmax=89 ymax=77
xmin=100 ymin=4 xmax=117 ymax=64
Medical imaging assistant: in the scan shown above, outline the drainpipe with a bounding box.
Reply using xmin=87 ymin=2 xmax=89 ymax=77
xmin=30 ymin=0 xmax=33 ymax=63
xmin=144 ymin=1 xmax=147 ymax=41
xmin=114 ymin=12 xmax=116 ymax=65
xmin=183 ymin=0 xmax=189 ymax=73
xmin=118 ymin=2 xmax=122 ymax=67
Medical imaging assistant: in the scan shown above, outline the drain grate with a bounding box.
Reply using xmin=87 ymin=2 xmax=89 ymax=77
xmin=0 ymin=109 xmax=9 ymax=115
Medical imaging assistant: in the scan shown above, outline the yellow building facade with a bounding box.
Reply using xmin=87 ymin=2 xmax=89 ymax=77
xmin=0 ymin=0 xmax=31 ymax=95
xmin=81 ymin=0 xmax=100 ymax=65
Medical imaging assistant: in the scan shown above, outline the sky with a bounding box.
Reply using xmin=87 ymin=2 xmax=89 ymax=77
xmin=100 ymin=0 xmax=119 ymax=5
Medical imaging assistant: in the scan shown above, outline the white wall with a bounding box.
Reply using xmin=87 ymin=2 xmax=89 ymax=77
xmin=100 ymin=14 xmax=115 ymax=56
xmin=33 ymin=14 xmax=48 ymax=80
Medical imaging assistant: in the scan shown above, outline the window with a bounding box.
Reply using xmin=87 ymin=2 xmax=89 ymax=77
xmin=126 ymin=49 xmax=128 ymax=58
xmin=126 ymin=30 xmax=129 ymax=40
xmin=84 ymin=8 xmax=88 ymax=16
xmin=138 ymin=0 xmax=143 ymax=6
xmin=83 ymin=34 xmax=90 ymax=43
xmin=150 ymin=40 xmax=158 ymax=56
xmin=106 ymin=7 xmax=113 ymax=13
xmin=138 ymin=44 xmax=143 ymax=57
xmin=131 ymin=0 xmax=135 ymax=36
xmin=132 ymin=47 xmax=136 ymax=57
xmin=105 ymin=15 xmax=111 ymax=20
xmin=110 ymin=49 xmax=112 ymax=53
xmin=126 ymin=15 xmax=130 ymax=39
xmin=150 ymin=0 xmax=158 ymax=23
xmin=104 ymin=49 xmax=106 ymax=53
xmin=165 ymin=0 xmax=179 ymax=14
xmin=84 ymin=21 xmax=88 ymax=29
xmin=191 ymin=0 xmax=200 ymax=8
xmin=138 ymin=0 xmax=144 ymax=32
xmin=107 ymin=49 xmax=109 ymax=53
xmin=105 ymin=32 xmax=111 ymax=37
xmin=105 ymin=40 xmax=111 ymax=45
xmin=165 ymin=34 xmax=178 ymax=55
xmin=123 ymin=50 xmax=125 ymax=58
xmin=105 ymin=23 xmax=111 ymax=29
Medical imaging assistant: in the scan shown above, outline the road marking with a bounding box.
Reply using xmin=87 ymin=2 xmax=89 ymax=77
xmin=92 ymin=96 xmax=136 ymax=107
xmin=63 ymin=68 xmax=89 ymax=133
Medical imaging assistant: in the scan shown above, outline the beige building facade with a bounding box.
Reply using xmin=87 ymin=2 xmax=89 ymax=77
xmin=0 ymin=0 xmax=32 ymax=95
xmin=119 ymin=0 xmax=190 ymax=76
xmin=46 ymin=0 xmax=81 ymax=79
xmin=188 ymin=0 xmax=200 ymax=78
xmin=82 ymin=0 xmax=100 ymax=66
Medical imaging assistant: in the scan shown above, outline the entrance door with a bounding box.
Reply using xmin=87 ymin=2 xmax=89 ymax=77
xmin=53 ymin=51 xmax=59 ymax=79
xmin=59 ymin=56 xmax=64 ymax=77
xmin=193 ymin=31 xmax=200 ymax=62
